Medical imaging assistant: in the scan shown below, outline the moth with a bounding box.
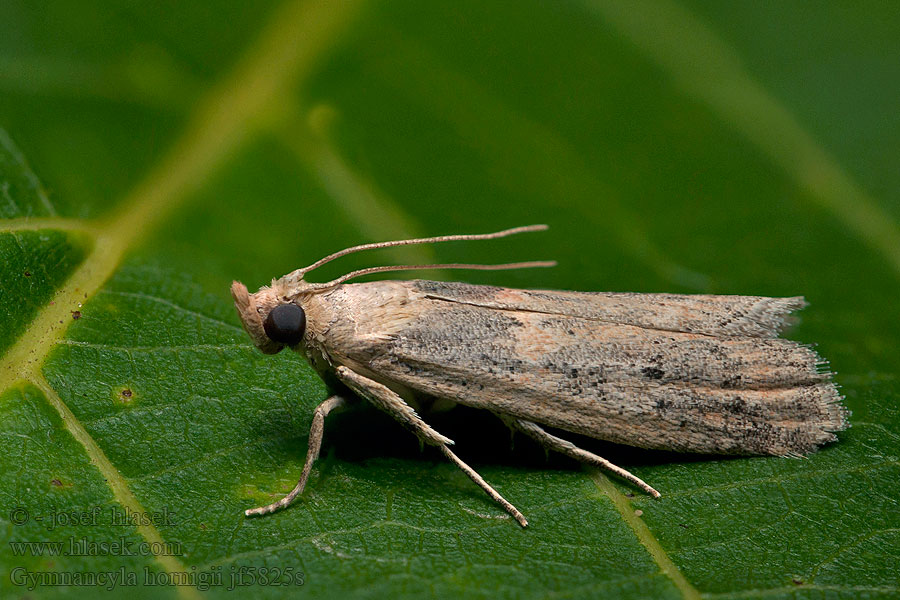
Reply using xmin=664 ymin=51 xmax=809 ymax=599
xmin=231 ymin=225 xmax=848 ymax=527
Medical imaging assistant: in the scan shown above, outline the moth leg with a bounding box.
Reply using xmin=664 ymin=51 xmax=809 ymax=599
xmin=437 ymin=444 xmax=528 ymax=528
xmin=245 ymin=394 xmax=348 ymax=517
xmin=501 ymin=416 xmax=662 ymax=499
xmin=335 ymin=366 xmax=528 ymax=527
xmin=335 ymin=366 xmax=453 ymax=448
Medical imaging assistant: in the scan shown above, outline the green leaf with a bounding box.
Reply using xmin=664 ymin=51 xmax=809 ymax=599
xmin=2 ymin=1 xmax=899 ymax=599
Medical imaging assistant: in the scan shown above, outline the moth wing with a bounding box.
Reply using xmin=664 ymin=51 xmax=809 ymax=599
xmin=349 ymin=281 xmax=848 ymax=457
xmin=409 ymin=279 xmax=807 ymax=338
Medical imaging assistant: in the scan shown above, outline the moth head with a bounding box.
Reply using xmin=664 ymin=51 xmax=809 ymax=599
xmin=231 ymin=280 xmax=307 ymax=355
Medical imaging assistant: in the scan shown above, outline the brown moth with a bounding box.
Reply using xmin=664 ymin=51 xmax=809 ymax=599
xmin=231 ymin=225 xmax=849 ymax=527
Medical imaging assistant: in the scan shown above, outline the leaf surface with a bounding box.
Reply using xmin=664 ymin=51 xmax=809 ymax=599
xmin=2 ymin=1 xmax=898 ymax=598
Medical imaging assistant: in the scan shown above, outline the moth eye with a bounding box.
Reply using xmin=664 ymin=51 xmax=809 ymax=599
xmin=263 ymin=303 xmax=306 ymax=345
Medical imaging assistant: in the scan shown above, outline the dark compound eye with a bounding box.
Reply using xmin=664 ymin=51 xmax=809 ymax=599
xmin=263 ymin=303 xmax=306 ymax=345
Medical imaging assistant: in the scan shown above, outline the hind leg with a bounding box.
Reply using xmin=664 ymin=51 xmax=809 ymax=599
xmin=499 ymin=415 xmax=661 ymax=498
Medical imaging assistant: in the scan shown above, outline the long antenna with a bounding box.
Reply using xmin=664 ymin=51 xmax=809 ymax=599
xmin=306 ymin=260 xmax=557 ymax=290
xmin=284 ymin=224 xmax=549 ymax=284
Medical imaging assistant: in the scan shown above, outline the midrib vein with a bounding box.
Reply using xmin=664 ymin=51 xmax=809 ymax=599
xmin=1 ymin=0 xmax=366 ymax=592
xmin=590 ymin=471 xmax=701 ymax=600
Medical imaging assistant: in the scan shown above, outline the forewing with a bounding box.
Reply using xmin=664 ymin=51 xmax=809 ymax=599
xmin=410 ymin=280 xmax=807 ymax=338
xmin=352 ymin=283 xmax=847 ymax=457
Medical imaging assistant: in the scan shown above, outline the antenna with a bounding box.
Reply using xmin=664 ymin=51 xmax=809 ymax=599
xmin=307 ymin=260 xmax=556 ymax=290
xmin=283 ymin=224 xmax=552 ymax=287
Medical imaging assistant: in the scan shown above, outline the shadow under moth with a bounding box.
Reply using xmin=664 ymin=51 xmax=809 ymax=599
xmin=231 ymin=225 xmax=848 ymax=527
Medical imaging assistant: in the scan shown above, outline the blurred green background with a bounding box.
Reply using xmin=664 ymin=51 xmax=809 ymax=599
xmin=1 ymin=1 xmax=898 ymax=598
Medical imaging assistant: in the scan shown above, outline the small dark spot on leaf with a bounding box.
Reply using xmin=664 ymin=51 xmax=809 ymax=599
xmin=121 ymin=389 xmax=133 ymax=399
xmin=792 ymin=578 xmax=804 ymax=586
xmin=24 ymin=270 xmax=31 ymax=277
xmin=625 ymin=492 xmax=635 ymax=498
xmin=199 ymin=523 xmax=207 ymax=530
xmin=51 ymin=478 xmax=63 ymax=487
xmin=679 ymin=523 xmax=688 ymax=529
xmin=71 ymin=311 xmax=82 ymax=320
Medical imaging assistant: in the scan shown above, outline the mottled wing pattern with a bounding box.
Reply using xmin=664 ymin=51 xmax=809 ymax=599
xmin=412 ymin=280 xmax=808 ymax=338
xmin=357 ymin=281 xmax=848 ymax=456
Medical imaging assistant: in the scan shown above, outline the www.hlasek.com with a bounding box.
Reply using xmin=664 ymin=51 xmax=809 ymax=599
xmin=9 ymin=537 xmax=181 ymax=557
xmin=9 ymin=566 xmax=305 ymax=592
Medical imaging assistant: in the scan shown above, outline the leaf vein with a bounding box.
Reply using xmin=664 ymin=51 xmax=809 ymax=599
xmin=28 ymin=374 xmax=201 ymax=599
xmin=589 ymin=470 xmax=702 ymax=600
xmin=98 ymin=290 xmax=244 ymax=332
